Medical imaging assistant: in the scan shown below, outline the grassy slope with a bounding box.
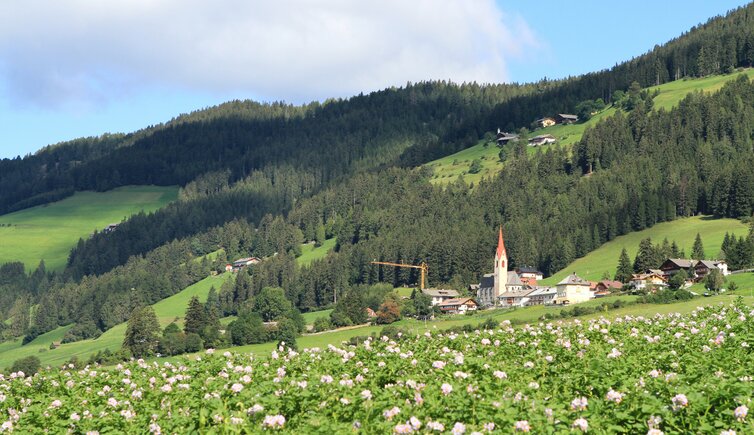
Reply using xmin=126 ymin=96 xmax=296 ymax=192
xmin=297 ymin=238 xmax=336 ymax=266
xmin=0 ymin=273 xmax=233 ymax=369
xmin=541 ymin=216 xmax=748 ymax=285
xmin=0 ymin=186 xmax=178 ymax=271
xmin=648 ymin=68 xmax=754 ymax=111
xmin=426 ymin=70 xmax=753 ymax=186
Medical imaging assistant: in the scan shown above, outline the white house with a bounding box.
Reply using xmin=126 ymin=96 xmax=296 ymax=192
xmin=421 ymin=288 xmax=460 ymax=306
xmin=554 ymin=273 xmax=593 ymax=305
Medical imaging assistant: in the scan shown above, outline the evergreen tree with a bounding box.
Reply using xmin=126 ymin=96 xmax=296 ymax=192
xmin=704 ymin=269 xmax=724 ymax=294
xmin=633 ymin=238 xmax=659 ymax=273
xmin=614 ymin=248 xmax=634 ymax=283
xmin=253 ymin=287 xmax=293 ymax=322
xmin=183 ymin=296 xmax=207 ymax=336
xmin=692 ymin=233 xmax=705 ymax=259
xmin=123 ymin=306 xmax=160 ymax=358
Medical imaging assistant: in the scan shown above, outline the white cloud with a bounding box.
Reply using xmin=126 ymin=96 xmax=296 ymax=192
xmin=0 ymin=0 xmax=541 ymax=107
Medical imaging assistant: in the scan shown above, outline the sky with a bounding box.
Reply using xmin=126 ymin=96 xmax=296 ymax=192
xmin=0 ymin=0 xmax=751 ymax=159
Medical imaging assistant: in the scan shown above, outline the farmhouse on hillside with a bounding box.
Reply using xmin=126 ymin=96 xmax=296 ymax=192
xmin=528 ymin=134 xmax=557 ymax=146
xmin=594 ymin=280 xmax=623 ymax=294
xmin=659 ymin=258 xmax=729 ymax=282
xmin=232 ymin=257 xmax=261 ymax=271
xmin=555 ymin=113 xmax=579 ymax=124
xmin=438 ymin=297 xmax=478 ymax=314
xmin=422 ymin=288 xmax=460 ymax=306
xmin=554 ymin=273 xmax=592 ymax=305
xmin=535 ymin=117 xmax=556 ymax=128
xmin=496 ymin=129 xmax=519 ymax=145
xmin=629 ymin=272 xmax=667 ymax=291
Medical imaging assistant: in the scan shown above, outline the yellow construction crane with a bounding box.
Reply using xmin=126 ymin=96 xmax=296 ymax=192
xmin=370 ymin=261 xmax=429 ymax=290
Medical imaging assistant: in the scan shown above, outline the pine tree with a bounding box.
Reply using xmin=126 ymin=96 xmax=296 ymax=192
xmin=615 ymin=248 xmax=634 ymax=283
xmin=183 ymin=296 xmax=207 ymax=336
xmin=123 ymin=306 xmax=160 ymax=358
xmin=692 ymin=233 xmax=705 ymax=259
xmin=633 ymin=238 xmax=658 ymax=273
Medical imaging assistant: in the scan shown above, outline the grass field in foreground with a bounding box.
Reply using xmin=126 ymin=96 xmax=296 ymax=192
xmin=0 ymin=273 xmax=233 ymax=369
xmin=297 ymin=238 xmax=336 ymax=266
xmin=0 ymin=185 xmax=178 ymax=271
xmin=541 ymin=216 xmax=749 ymax=285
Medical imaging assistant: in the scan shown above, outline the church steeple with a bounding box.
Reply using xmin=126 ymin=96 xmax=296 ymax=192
xmin=496 ymin=226 xmax=506 ymax=260
xmin=493 ymin=226 xmax=508 ymax=300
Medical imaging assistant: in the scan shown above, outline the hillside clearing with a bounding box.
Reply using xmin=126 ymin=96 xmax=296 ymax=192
xmin=542 ymin=215 xmax=749 ymax=285
xmin=0 ymin=186 xmax=178 ymax=271
xmin=297 ymin=238 xmax=336 ymax=266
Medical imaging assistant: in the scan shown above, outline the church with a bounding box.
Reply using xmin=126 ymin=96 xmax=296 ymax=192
xmin=476 ymin=227 xmax=524 ymax=307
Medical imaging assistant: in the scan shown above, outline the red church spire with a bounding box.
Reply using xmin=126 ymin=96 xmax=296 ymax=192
xmin=496 ymin=226 xmax=506 ymax=259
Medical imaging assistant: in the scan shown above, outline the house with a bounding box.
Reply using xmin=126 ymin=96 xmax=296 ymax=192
xmin=422 ymin=288 xmax=460 ymax=306
xmin=535 ymin=117 xmax=556 ymax=128
xmin=554 ymin=273 xmax=593 ymax=305
xmin=438 ymin=298 xmax=478 ymax=314
xmin=594 ymin=280 xmax=623 ymax=294
xmin=526 ymin=287 xmax=557 ymax=306
xmin=555 ymin=114 xmax=579 ymax=124
xmin=629 ymin=272 xmax=666 ymax=291
xmin=660 ymin=258 xmax=729 ymax=281
xmin=366 ymin=307 xmax=377 ymax=318
xmin=224 ymin=264 xmax=233 ymax=272
xmin=103 ymin=223 xmax=119 ymax=234
xmin=515 ymin=266 xmax=543 ymax=286
xmin=528 ymin=134 xmax=557 ymax=146
xmin=232 ymin=257 xmax=261 ymax=271
xmin=498 ymin=288 xmax=535 ymax=308
xmin=496 ymin=129 xmax=519 ymax=145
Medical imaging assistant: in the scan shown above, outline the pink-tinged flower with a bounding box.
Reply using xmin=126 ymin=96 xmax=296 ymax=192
xmin=607 ymin=348 xmax=622 ymax=358
xmin=340 ymin=398 xmax=350 ymax=405
xmin=426 ymin=421 xmax=445 ymax=431
xmin=646 ymin=430 xmax=664 ymax=435
xmin=247 ymin=404 xmax=264 ymax=415
xmin=120 ymin=409 xmax=135 ymax=420
xmin=393 ymin=423 xmax=413 ymax=434
xmin=572 ymin=418 xmax=588 ymax=432
xmin=230 ymin=417 xmax=243 ymax=425
xmin=441 ymin=383 xmax=453 ymax=395
xmin=514 ymin=420 xmax=530 ymax=432
xmin=383 ymin=407 xmax=401 ymax=420
xmin=671 ymin=394 xmax=688 ymax=410
xmin=433 ymin=361 xmax=446 ymax=369
xmin=648 ymin=369 xmax=661 ymax=378
xmin=720 ymin=431 xmax=737 ymax=435
xmin=545 ymin=408 xmax=553 ymax=418
xmin=205 ymin=348 xmax=215 ymax=354
xmin=108 ymin=397 xmax=119 ymax=407
xmin=451 ymin=422 xmax=466 ymax=435
xmin=1 ymin=421 xmax=12 ymax=432
xmin=734 ymin=405 xmax=748 ymax=421
xmin=49 ymin=400 xmax=62 ymax=409
xmin=361 ymin=390 xmax=372 ymax=400
xmin=483 ymin=422 xmax=495 ymax=432
xmin=409 ymin=416 xmax=422 ymax=430
xmin=70 ymin=413 xmax=80 ymax=421
xmin=149 ymin=422 xmax=162 ymax=434
xmin=230 ymin=383 xmax=244 ymax=393
xmin=647 ymin=415 xmax=662 ymax=429
xmin=606 ymin=389 xmax=624 ymax=404
xmin=262 ymin=415 xmax=286 ymax=429
xmin=493 ymin=370 xmax=507 ymax=380
xmin=570 ymin=397 xmax=588 ymax=411
xmin=320 ymin=375 xmax=333 ymax=384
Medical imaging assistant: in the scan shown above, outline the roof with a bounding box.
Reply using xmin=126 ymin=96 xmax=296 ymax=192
xmin=536 ymin=117 xmax=555 ymax=122
xmin=496 ymin=132 xmax=519 ymax=140
xmin=662 ymin=258 xmax=695 ymax=269
xmin=496 ymin=227 xmax=506 ymax=260
xmin=516 ymin=266 xmax=542 ymax=274
xmin=531 ymin=134 xmax=556 ymax=140
xmin=507 ymin=271 xmax=523 ymax=287
xmin=438 ymin=297 xmax=477 ymax=307
xmin=499 ymin=288 xmax=535 ymax=298
xmin=598 ymin=280 xmax=623 ymax=289
xmin=528 ymin=287 xmax=557 ymax=296
xmin=557 ymin=273 xmax=590 ymax=286
xmin=422 ymin=288 xmax=459 ymax=298
xmin=557 ymin=113 xmax=578 ymax=120
xmin=695 ymin=260 xmax=718 ymax=269
xmin=478 ymin=274 xmax=495 ymax=290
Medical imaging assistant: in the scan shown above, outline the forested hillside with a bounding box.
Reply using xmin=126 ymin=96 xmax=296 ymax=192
xmin=3 ymin=4 xmax=754 ymax=352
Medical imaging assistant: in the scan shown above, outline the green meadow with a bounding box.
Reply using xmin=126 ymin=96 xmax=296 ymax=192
xmin=0 ymin=273 xmax=233 ymax=369
xmin=0 ymin=186 xmax=178 ymax=271
xmin=542 ymin=216 xmax=749 ymax=285
xmin=426 ymin=70 xmax=753 ymax=186
xmin=297 ymin=238 xmax=336 ymax=266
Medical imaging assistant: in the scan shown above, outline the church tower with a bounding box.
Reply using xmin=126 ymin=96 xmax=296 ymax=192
xmin=493 ymin=226 xmax=508 ymax=298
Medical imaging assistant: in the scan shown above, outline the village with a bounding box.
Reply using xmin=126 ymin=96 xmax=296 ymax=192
xmin=417 ymin=228 xmax=731 ymax=315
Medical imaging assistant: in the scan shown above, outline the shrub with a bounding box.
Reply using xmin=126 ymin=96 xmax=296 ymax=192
xmin=11 ymin=356 xmax=41 ymax=375
xmin=312 ymin=317 xmax=332 ymax=333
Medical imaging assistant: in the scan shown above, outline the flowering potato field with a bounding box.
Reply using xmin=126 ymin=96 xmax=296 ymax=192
xmin=1 ymin=301 xmax=753 ymax=434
